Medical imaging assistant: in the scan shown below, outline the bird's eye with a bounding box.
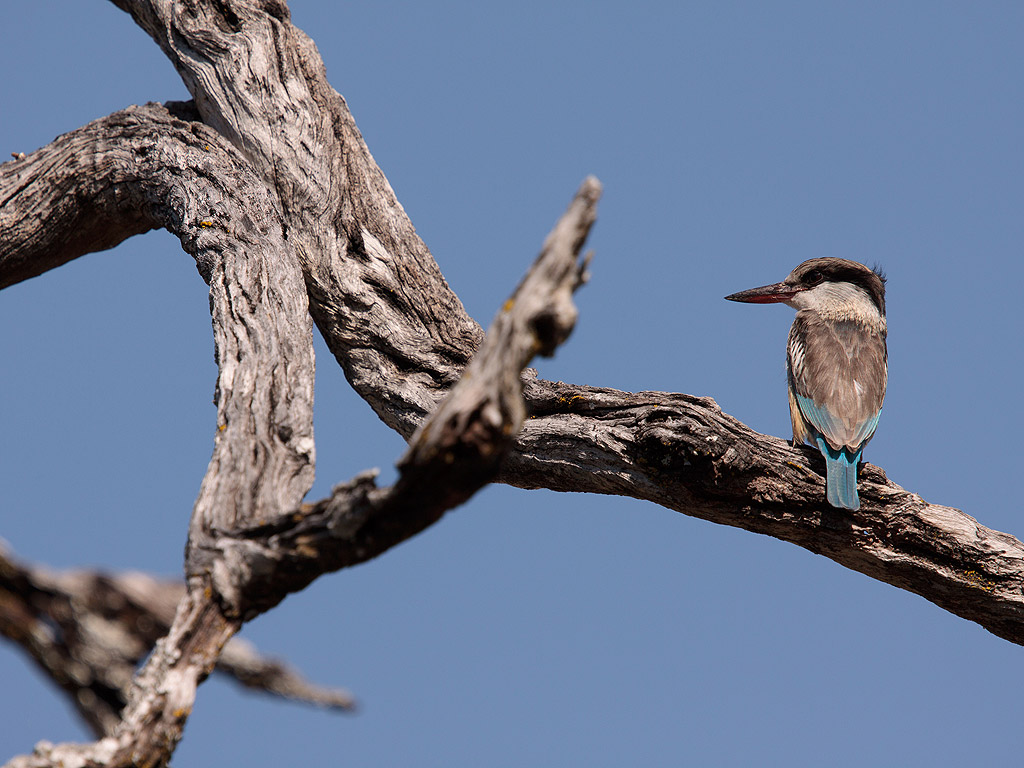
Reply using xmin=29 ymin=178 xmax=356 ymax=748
xmin=804 ymin=269 xmax=823 ymax=285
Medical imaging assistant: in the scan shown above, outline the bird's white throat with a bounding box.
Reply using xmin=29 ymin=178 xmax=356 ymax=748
xmin=786 ymin=281 xmax=886 ymax=330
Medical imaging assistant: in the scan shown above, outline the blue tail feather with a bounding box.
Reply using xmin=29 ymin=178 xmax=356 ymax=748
xmin=814 ymin=435 xmax=861 ymax=510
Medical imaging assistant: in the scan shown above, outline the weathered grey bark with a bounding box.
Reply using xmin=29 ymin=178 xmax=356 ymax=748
xmin=0 ymin=100 xmax=317 ymax=538
xmin=0 ymin=90 xmax=600 ymax=763
xmin=108 ymin=0 xmax=483 ymax=440
xmin=1 ymin=0 xmax=1023 ymax=765
xmin=213 ymin=177 xmax=599 ymax=620
xmin=2 ymin=96 xmax=319 ymax=766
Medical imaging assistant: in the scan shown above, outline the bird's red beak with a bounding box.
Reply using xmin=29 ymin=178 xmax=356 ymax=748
xmin=724 ymin=281 xmax=803 ymax=304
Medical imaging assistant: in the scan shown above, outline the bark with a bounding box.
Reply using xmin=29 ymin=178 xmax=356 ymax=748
xmin=1 ymin=0 xmax=1023 ymax=765
xmin=213 ymin=177 xmax=599 ymax=620
xmin=0 ymin=100 xmax=317 ymax=541
xmin=0 ymin=97 xmax=599 ymax=764
xmin=2 ymin=96 xmax=318 ymax=765
xmin=108 ymin=0 xmax=482 ymax=438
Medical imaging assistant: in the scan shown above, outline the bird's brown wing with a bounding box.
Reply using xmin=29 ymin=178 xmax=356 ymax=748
xmin=787 ymin=312 xmax=887 ymax=451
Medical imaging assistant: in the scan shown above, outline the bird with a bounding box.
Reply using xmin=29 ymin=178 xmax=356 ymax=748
xmin=725 ymin=258 xmax=887 ymax=510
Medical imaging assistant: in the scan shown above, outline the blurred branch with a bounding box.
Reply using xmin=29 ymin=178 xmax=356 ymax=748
xmin=217 ymin=639 xmax=355 ymax=711
xmin=0 ymin=546 xmax=354 ymax=738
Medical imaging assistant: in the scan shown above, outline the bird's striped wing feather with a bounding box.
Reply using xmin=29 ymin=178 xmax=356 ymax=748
xmin=787 ymin=313 xmax=886 ymax=451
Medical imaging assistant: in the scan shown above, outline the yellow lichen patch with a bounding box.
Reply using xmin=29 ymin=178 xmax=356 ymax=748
xmin=172 ymin=706 xmax=192 ymax=720
xmin=503 ymin=298 xmax=515 ymax=312
xmin=557 ymin=394 xmax=585 ymax=407
xmin=200 ymin=220 xmax=214 ymax=228
xmin=963 ymin=570 xmax=996 ymax=592
xmin=785 ymin=460 xmax=818 ymax=479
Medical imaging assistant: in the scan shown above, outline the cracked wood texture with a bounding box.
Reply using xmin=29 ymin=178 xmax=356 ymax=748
xmin=1 ymin=0 xmax=1023 ymax=765
xmin=3 ymin=96 xmax=318 ymax=766
xmin=110 ymin=0 xmax=483 ymax=439
xmin=0 ymin=100 xmax=317 ymax=543
xmin=211 ymin=178 xmax=598 ymax=620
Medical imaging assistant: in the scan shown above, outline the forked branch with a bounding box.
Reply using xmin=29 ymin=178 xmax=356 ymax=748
xmin=2 ymin=0 xmax=1023 ymax=763
xmin=2 ymin=130 xmax=600 ymax=764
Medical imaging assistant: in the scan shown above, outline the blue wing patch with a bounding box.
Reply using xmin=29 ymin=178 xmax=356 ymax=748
xmin=797 ymin=394 xmax=871 ymax=510
xmin=796 ymin=393 xmax=879 ymax=451
xmin=795 ymin=394 xmax=843 ymax=446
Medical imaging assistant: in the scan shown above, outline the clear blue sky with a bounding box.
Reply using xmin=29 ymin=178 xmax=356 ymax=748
xmin=2 ymin=2 xmax=1023 ymax=765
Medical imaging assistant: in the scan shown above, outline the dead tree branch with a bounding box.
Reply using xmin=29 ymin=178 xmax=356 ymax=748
xmin=208 ymin=177 xmax=600 ymax=620
xmin=3 ymin=95 xmax=318 ymax=766
xmin=0 ymin=545 xmax=354 ymax=738
xmin=2 ymin=125 xmax=599 ymax=763
xmin=89 ymin=0 xmax=1023 ymax=647
xmin=1 ymin=0 xmax=1022 ymax=764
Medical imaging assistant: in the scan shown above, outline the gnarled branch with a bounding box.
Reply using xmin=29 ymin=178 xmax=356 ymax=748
xmin=2 ymin=98 xmax=317 ymax=765
xmin=2 ymin=132 xmax=599 ymax=765
xmin=1 ymin=0 xmax=1022 ymax=765
xmin=207 ymin=177 xmax=600 ymax=620
xmin=88 ymin=0 xmax=1024 ymax=647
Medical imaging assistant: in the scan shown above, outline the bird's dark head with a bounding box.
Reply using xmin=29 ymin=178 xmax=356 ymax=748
xmin=726 ymin=257 xmax=886 ymax=316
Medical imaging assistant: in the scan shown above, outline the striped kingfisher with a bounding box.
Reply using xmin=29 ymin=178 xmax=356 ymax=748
xmin=726 ymin=258 xmax=887 ymax=510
